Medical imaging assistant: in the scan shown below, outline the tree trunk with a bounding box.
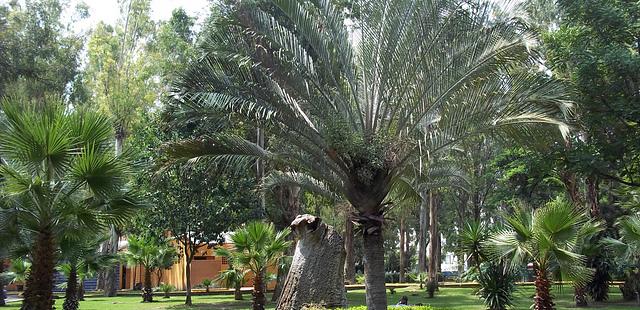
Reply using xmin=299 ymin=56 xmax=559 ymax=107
xmin=185 ymin=257 xmax=192 ymax=306
xmin=77 ymin=280 xmax=85 ymax=301
xmin=277 ymin=215 xmax=347 ymax=309
xmin=363 ymin=232 xmax=387 ymax=310
xmin=418 ymin=190 xmax=428 ymax=273
xmin=561 ymin=171 xmax=583 ymax=207
xmin=586 ymin=176 xmax=599 ymax=218
xmin=344 ymin=215 xmax=356 ymax=284
xmin=21 ymin=230 xmax=56 ymax=310
xmin=534 ymin=267 xmax=554 ymax=310
xmin=271 ymin=185 xmax=300 ymax=302
xmin=428 ymin=191 xmax=438 ymax=283
xmin=252 ymin=270 xmax=266 ymax=310
xmin=234 ymin=280 xmax=243 ymax=300
xmin=399 ymin=217 xmax=406 ymax=283
xmin=0 ymin=262 xmax=6 ymax=306
xmin=63 ymin=264 xmax=79 ymax=310
xmin=102 ymin=225 xmax=119 ymax=297
xmin=142 ymin=268 xmax=153 ymax=303
xmin=256 ymin=127 xmax=266 ymax=217
xmin=574 ymin=285 xmax=588 ymax=307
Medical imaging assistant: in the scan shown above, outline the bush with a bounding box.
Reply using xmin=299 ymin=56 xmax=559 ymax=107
xmin=355 ymin=274 xmax=365 ymax=284
xmin=157 ymin=283 xmax=175 ymax=298
xmin=475 ymin=262 xmax=518 ymax=310
xmin=385 ymin=272 xmax=400 ymax=283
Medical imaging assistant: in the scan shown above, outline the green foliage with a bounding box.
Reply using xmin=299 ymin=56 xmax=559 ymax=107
xmin=1 ymin=258 xmax=31 ymax=284
xmin=157 ymin=283 xmax=175 ymax=298
xmin=0 ymin=0 xmax=85 ymax=98
xmin=475 ymin=262 xmax=518 ymax=310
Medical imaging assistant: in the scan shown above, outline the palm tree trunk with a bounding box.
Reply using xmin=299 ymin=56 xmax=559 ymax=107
xmin=418 ymin=190 xmax=428 ymax=273
xmin=21 ymin=230 xmax=56 ymax=310
xmin=574 ymin=285 xmax=588 ymax=307
xmin=142 ymin=268 xmax=153 ymax=303
xmin=399 ymin=217 xmax=406 ymax=283
xmin=234 ymin=280 xmax=243 ymax=300
xmin=63 ymin=264 xmax=79 ymax=310
xmin=344 ymin=215 xmax=356 ymax=284
xmin=252 ymin=270 xmax=266 ymax=310
xmin=77 ymin=280 xmax=85 ymax=301
xmin=363 ymin=232 xmax=387 ymax=310
xmin=534 ymin=267 xmax=554 ymax=310
xmin=428 ymin=191 xmax=438 ymax=283
xmin=103 ymin=225 xmax=119 ymax=297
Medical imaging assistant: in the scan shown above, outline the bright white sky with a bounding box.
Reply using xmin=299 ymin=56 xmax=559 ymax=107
xmin=2 ymin=0 xmax=212 ymax=32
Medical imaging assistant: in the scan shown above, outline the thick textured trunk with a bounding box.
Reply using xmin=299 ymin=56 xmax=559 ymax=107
xmin=234 ymin=281 xmax=243 ymax=300
xmin=185 ymin=258 xmax=192 ymax=306
xmin=428 ymin=191 xmax=438 ymax=283
xmin=271 ymin=185 xmax=300 ymax=302
xmin=277 ymin=215 xmax=347 ymax=309
xmin=399 ymin=217 xmax=406 ymax=283
xmin=574 ymin=285 xmax=587 ymax=307
xmin=534 ymin=267 xmax=554 ymax=310
xmin=344 ymin=216 xmax=356 ymax=284
xmin=586 ymin=176 xmax=599 ymax=217
xmin=102 ymin=225 xmax=119 ymax=297
xmin=77 ymin=280 xmax=85 ymax=301
xmin=252 ymin=270 xmax=266 ymax=310
xmin=21 ymin=230 xmax=56 ymax=310
xmin=363 ymin=232 xmax=387 ymax=310
xmin=63 ymin=265 xmax=79 ymax=310
xmin=142 ymin=268 xmax=153 ymax=302
xmin=418 ymin=190 xmax=428 ymax=273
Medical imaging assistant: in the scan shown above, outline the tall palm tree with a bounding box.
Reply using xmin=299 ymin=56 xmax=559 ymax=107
xmin=486 ymin=198 xmax=600 ymax=310
xmin=216 ymin=221 xmax=290 ymax=310
xmin=166 ymin=1 xmax=572 ymax=308
xmin=0 ymin=98 xmax=140 ymax=310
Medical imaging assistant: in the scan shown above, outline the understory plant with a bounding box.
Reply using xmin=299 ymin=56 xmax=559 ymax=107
xmin=158 ymin=283 xmax=175 ymax=298
xmin=486 ymin=198 xmax=598 ymax=310
xmin=475 ymin=262 xmax=518 ymax=310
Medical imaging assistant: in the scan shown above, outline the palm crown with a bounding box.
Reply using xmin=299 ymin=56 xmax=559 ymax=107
xmin=166 ymin=1 xmax=573 ymax=308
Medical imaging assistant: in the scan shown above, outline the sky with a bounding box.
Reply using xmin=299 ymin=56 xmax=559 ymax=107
xmin=2 ymin=0 xmax=213 ymax=32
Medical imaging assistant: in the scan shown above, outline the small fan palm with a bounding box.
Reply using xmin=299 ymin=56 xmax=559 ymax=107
xmin=121 ymin=236 xmax=169 ymax=303
xmin=485 ymin=198 xmax=599 ymax=310
xmin=165 ymin=1 xmax=572 ymax=308
xmin=215 ymin=268 xmax=250 ymax=300
xmin=0 ymin=98 xmax=140 ymax=310
xmin=216 ymin=221 xmax=290 ymax=310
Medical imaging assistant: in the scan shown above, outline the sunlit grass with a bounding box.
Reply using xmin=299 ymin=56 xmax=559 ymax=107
xmin=4 ymin=286 xmax=636 ymax=309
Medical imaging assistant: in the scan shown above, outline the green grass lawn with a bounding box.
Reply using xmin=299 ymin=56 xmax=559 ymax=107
xmin=5 ymin=286 xmax=637 ymax=309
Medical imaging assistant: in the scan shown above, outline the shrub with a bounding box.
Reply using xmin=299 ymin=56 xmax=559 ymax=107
xmin=157 ymin=283 xmax=175 ymax=298
xmin=201 ymin=279 xmax=214 ymax=293
xmin=426 ymin=279 xmax=438 ymax=298
xmin=355 ymin=274 xmax=365 ymax=284
xmin=475 ymin=262 xmax=518 ymax=310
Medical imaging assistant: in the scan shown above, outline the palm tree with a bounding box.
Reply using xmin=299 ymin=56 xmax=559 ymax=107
xmin=215 ymin=268 xmax=250 ymax=300
xmin=165 ymin=1 xmax=572 ymax=308
xmin=486 ymin=198 xmax=599 ymax=310
xmin=216 ymin=222 xmax=290 ymax=310
xmin=57 ymin=234 xmax=119 ymax=310
xmin=121 ymin=236 xmax=164 ymax=303
xmin=154 ymin=244 xmax=178 ymax=287
xmin=603 ymin=215 xmax=640 ymax=304
xmin=0 ymin=98 xmax=140 ymax=310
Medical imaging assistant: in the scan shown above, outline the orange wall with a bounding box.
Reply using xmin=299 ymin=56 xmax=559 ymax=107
xmin=119 ymin=242 xmax=277 ymax=291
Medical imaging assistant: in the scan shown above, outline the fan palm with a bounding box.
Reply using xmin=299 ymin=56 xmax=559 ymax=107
xmin=0 ymin=98 xmax=140 ymax=310
xmin=57 ymin=234 xmax=119 ymax=310
xmin=215 ymin=268 xmax=250 ymax=300
xmin=166 ymin=1 xmax=572 ymax=308
xmin=216 ymin=221 xmax=290 ymax=310
xmin=602 ymin=215 xmax=640 ymax=303
xmin=486 ymin=198 xmax=599 ymax=310
xmin=121 ymin=236 xmax=166 ymax=303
